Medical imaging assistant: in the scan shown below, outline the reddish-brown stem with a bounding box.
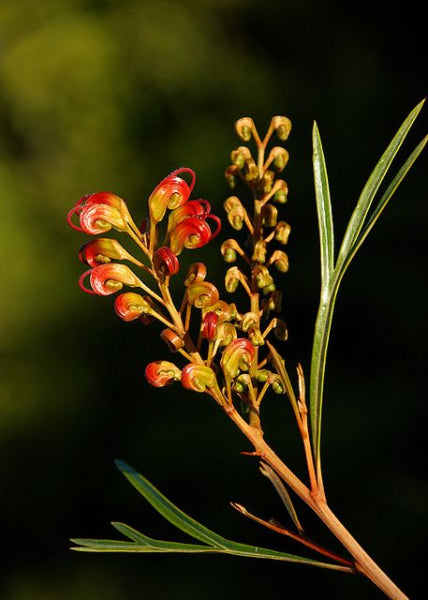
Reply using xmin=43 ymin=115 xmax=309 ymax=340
xmin=221 ymin=404 xmax=408 ymax=600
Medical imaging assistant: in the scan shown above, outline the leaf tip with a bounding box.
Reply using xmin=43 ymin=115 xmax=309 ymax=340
xmin=115 ymin=459 xmax=133 ymax=474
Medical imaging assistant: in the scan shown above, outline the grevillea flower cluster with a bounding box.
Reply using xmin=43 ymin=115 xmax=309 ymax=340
xmin=70 ymin=105 xmax=426 ymax=597
xmin=68 ymin=117 xmax=294 ymax=424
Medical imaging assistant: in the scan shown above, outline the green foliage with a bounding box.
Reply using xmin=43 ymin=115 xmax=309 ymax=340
xmin=71 ymin=460 xmax=350 ymax=572
xmin=310 ymin=101 xmax=427 ymax=471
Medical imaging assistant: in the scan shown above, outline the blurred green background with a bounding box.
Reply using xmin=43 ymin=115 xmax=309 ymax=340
xmin=0 ymin=1 xmax=426 ymax=598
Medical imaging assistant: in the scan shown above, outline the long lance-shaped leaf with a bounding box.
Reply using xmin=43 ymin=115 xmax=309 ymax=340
xmin=337 ymin=99 xmax=425 ymax=263
xmin=115 ymin=459 xmax=229 ymax=549
xmin=313 ymin=121 xmax=335 ymax=290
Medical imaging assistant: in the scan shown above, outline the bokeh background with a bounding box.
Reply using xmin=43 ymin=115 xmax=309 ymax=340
xmin=0 ymin=1 xmax=426 ymax=598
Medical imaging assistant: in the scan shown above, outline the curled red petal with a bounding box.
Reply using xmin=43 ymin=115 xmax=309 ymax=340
xmin=88 ymin=263 xmax=141 ymax=296
xmin=169 ymin=217 xmax=212 ymax=255
xmin=79 ymin=203 xmax=127 ymax=235
xmin=153 ymin=247 xmax=180 ymax=277
xmin=167 ymin=200 xmax=211 ymax=232
xmin=145 ymin=361 xmax=182 ymax=387
xmin=79 ymin=238 xmax=131 ymax=267
xmin=148 ymin=169 xmax=196 ymax=224
xmin=115 ymin=292 xmax=149 ymax=321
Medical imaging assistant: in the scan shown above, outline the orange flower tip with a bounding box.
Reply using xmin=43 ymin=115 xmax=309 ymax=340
xmin=79 ymin=263 xmax=140 ymax=296
xmin=153 ymin=247 xmax=180 ymax=277
xmin=115 ymin=292 xmax=147 ymax=322
xmin=145 ymin=361 xmax=182 ymax=387
xmin=78 ymin=238 xmax=129 ymax=267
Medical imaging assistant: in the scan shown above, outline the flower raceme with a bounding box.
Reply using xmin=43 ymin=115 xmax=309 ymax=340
xmin=68 ymin=168 xmax=221 ymax=298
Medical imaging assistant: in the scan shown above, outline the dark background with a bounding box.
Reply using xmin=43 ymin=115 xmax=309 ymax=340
xmin=0 ymin=1 xmax=426 ymax=598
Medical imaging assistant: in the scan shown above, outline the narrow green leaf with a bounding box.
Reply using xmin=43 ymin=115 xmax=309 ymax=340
xmin=313 ymin=121 xmax=335 ymax=288
xmin=71 ymin=539 xmax=216 ymax=553
xmin=111 ymin=522 xmax=212 ymax=551
xmin=348 ymin=135 xmax=428 ymax=267
xmin=338 ymin=100 xmax=425 ymax=262
xmin=70 ymin=538 xmax=141 ymax=551
xmin=115 ymin=460 xmax=229 ymax=549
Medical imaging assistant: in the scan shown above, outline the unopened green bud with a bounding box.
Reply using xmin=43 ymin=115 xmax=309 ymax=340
xmin=255 ymin=369 xmax=271 ymax=383
xmin=272 ymin=180 xmax=288 ymax=204
xmin=271 ymin=147 xmax=289 ymax=172
xmin=225 ymin=266 xmax=241 ymax=293
xmin=271 ymin=116 xmax=292 ymax=141
xmin=235 ymin=117 xmax=254 ymax=142
xmin=231 ymin=146 xmax=252 ymax=170
xmin=252 ymin=240 xmax=267 ymax=263
xmin=262 ymin=283 xmax=276 ymax=295
xmin=272 ymin=377 xmax=285 ymax=394
xmin=275 ymin=221 xmax=291 ymax=245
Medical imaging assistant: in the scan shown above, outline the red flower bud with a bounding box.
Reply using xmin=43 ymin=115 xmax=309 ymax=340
xmin=181 ymin=364 xmax=216 ymax=393
xmin=221 ymin=338 xmax=255 ymax=378
xmin=79 ymin=238 xmax=133 ymax=267
xmin=67 ymin=192 xmax=130 ymax=233
xmin=169 ymin=214 xmax=221 ymax=255
xmin=148 ymin=168 xmax=195 ymax=224
xmin=201 ymin=311 xmax=218 ymax=341
xmin=79 ymin=263 xmax=142 ymax=296
xmin=145 ymin=361 xmax=182 ymax=387
xmin=167 ymin=199 xmax=211 ymax=232
xmin=153 ymin=247 xmax=180 ymax=277
xmin=114 ymin=292 xmax=155 ymax=322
